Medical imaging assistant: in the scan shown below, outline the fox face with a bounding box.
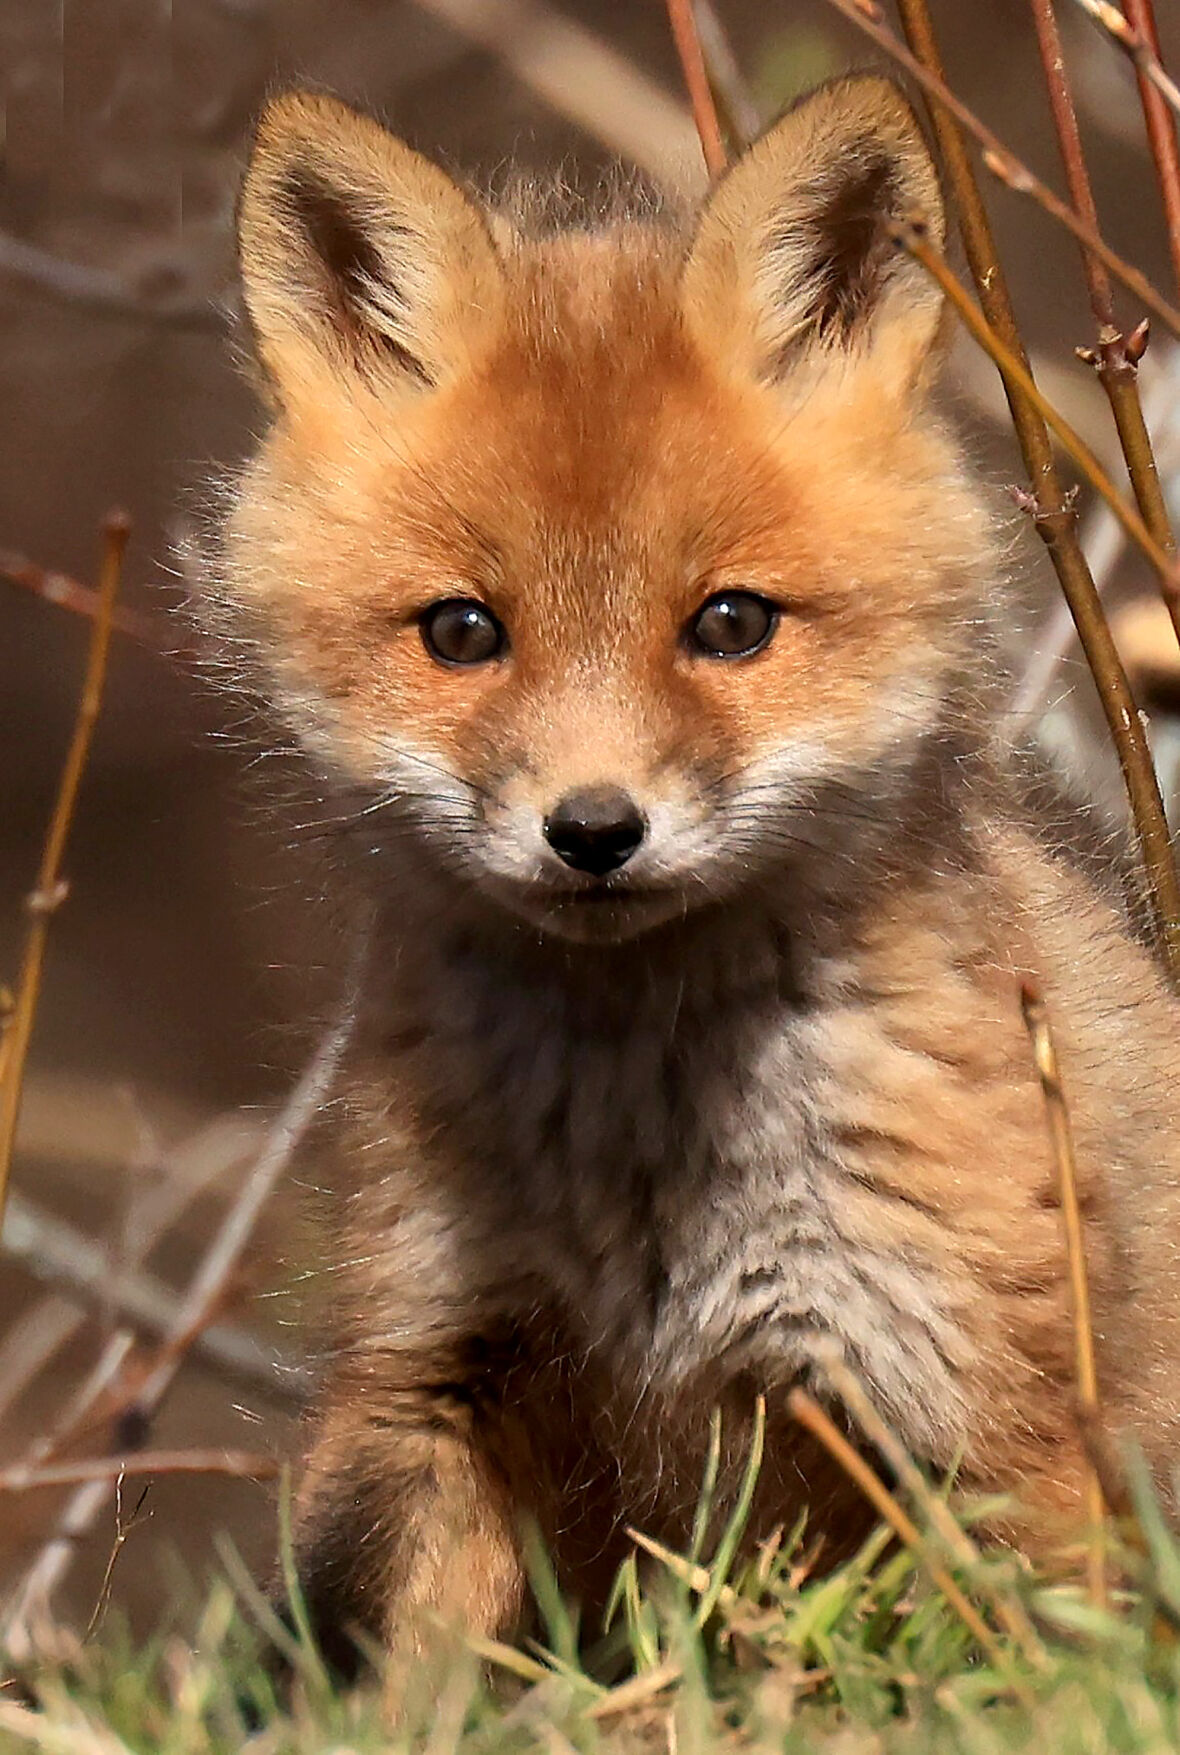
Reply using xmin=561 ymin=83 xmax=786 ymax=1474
xmin=224 ymin=79 xmax=995 ymax=942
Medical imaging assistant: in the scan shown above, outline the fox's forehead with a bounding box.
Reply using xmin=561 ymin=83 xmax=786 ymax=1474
xmin=375 ymin=227 xmax=784 ymax=580
xmin=478 ymin=226 xmax=708 ymax=471
xmin=499 ymin=225 xmax=686 ymax=361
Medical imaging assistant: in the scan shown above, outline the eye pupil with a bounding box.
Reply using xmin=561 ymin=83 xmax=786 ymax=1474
xmin=690 ymin=591 xmax=776 ymax=658
xmin=421 ymin=598 xmax=505 ymax=666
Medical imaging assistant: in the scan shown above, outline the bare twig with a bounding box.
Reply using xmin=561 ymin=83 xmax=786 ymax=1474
xmin=0 ymin=547 xmax=163 ymax=647
xmin=690 ymin=1 xmax=761 ymax=152
xmin=813 ymin=1341 xmax=1048 ymax=1668
xmin=787 ymin=1389 xmax=1035 ymax=1706
xmin=409 ymin=0 xmax=703 ymax=189
xmin=1029 ymin=0 xmax=1178 ymax=626
xmin=665 ymin=0 xmax=727 ymax=176
xmin=625 ymin=1525 xmax=736 ymax=1609
xmin=0 ymin=230 xmax=231 ymax=330
xmin=1071 ymin=0 xmax=1180 ymax=126
xmin=1116 ymin=0 xmax=1180 ymax=295
xmin=1011 ymin=341 xmax=1180 ymax=725
xmin=0 ymin=1449 xmax=279 ymax=1492
xmin=1 ymin=1010 xmax=350 ymax=1655
xmin=892 ymin=213 xmax=1180 ymax=976
xmin=1020 ymin=984 xmax=1107 ymax=1609
xmin=2 ymin=1192 xmax=306 ymax=1401
xmin=890 ymin=0 xmax=1180 ymax=985
xmin=14 ymin=1333 xmax=137 ymax=1478
xmin=897 ymin=219 xmax=1180 ymax=612
xmin=588 ymin=1660 xmax=683 ymax=1720
xmin=0 ymin=1299 xmax=84 ymax=1429
xmin=82 ymin=1477 xmax=152 ymax=1646
xmin=127 ymin=1010 xmax=350 ymax=1417
xmin=0 ymin=1111 xmax=263 ymax=1428
xmin=818 ymin=0 xmax=1180 ymax=344
xmin=0 ymin=514 xmax=129 ymax=1225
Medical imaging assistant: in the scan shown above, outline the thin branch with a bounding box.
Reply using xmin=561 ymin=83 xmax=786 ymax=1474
xmin=0 ymin=1111 xmax=264 ymax=1428
xmin=1071 ymin=0 xmax=1180 ymax=121
xmin=1011 ymin=340 xmax=1180 ymax=725
xmin=0 ymin=1450 xmax=279 ymax=1492
xmin=2 ymin=1010 xmax=351 ymax=1656
xmin=14 ymin=1332 xmax=137 ymax=1479
xmin=0 ymin=547 xmax=164 ymax=647
xmin=82 ymin=1476 xmax=151 ymax=1646
xmin=893 ymin=213 xmax=1180 ymax=976
xmin=127 ymin=1008 xmax=351 ymax=1417
xmin=896 ymin=218 xmax=1180 ymax=614
xmin=787 ymin=1389 xmax=1036 ymax=1707
xmin=1029 ymin=0 xmax=1177 ymax=606
xmin=625 ymin=1526 xmax=736 ymax=1610
xmin=0 ymin=514 xmax=129 ymax=1225
xmin=691 ymin=1 xmax=761 ymax=152
xmin=2 ymin=1191 xmax=307 ymax=1401
xmin=0 ymin=230 xmax=231 ymax=330
xmin=665 ymin=0 xmax=727 ymax=176
xmin=889 ymin=0 xmax=1180 ymax=986
xmin=1020 ymin=983 xmax=1107 ymax=1610
xmin=1117 ymin=0 xmax=1180 ymax=295
xmin=818 ymin=0 xmax=1180 ymax=344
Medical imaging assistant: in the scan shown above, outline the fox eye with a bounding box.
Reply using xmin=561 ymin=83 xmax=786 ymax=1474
xmin=420 ymin=598 xmax=506 ymax=667
xmin=688 ymin=591 xmax=778 ymax=659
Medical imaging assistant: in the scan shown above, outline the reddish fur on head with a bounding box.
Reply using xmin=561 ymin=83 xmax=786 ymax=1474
xmin=225 ymin=78 xmax=994 ymax=940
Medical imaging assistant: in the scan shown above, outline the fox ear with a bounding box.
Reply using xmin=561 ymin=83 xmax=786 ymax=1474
xmin=238 ymin=92 xmax=503 ymax=407
xmin=682 ymin=77 xmax=944 ymax=391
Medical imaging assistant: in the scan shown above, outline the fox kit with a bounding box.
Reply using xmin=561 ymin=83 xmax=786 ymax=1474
xmin=214 ymin=76 xmax=1180 ymax=1669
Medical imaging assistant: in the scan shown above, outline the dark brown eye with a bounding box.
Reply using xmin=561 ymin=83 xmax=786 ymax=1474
xmin=688 ymin=591 xmax=778 ymax=659
xmin=420 ymin=598 xmax=505 ymax=666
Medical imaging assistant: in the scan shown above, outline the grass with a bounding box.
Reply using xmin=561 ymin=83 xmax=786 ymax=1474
xmin=5 ymin=1452 xmax=1180 ymax=1755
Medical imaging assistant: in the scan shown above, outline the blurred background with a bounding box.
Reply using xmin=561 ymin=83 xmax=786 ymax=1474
xmin=2 ymin=0 xmax=1180 ymax=1642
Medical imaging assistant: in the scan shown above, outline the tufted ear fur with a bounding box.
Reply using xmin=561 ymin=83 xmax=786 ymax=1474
xmin=681 ymin=76 xmax=945 ymax=396
xmin=238 ymin=91 xmax=504 ymax=411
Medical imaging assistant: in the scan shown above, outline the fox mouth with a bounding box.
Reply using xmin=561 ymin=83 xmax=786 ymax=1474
xmin=489 ymin=875 xmax=686 ymax=942
xmin=550 ymin=885 xmax=664 ymax=905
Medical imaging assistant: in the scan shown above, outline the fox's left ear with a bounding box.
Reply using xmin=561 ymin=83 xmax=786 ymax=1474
xmin=681 ymin=76 xmax=944 ymax=393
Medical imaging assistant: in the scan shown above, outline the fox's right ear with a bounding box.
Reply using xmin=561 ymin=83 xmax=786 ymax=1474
xmin=238 ymin=92 xmax=504 ymax=411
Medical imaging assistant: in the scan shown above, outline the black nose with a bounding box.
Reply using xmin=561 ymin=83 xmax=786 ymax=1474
xmin=543 ymin=786 xmax=647 ymax=876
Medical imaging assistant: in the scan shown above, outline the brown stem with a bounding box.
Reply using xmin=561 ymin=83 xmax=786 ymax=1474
xmin=0 ymin=1449 xmax=279 ymax=1493
xmin=1 ymin=1010 xmax=351 ymax=1656
xmin=897 ymin=221 xmax=1180 ymax=610
xmin=0 ymin=514 xmax=129 ymax=1224
xmin=1072 ymin=1 xmax=1180 ymax=290
xmin=2 ymin=1189 xmax=308 ymax=1401
xmin=818 ymin=0 xmax=1180 ymax=343
xmin=0 ymin=546 xmax=161 ymax=646
xmin=889 ymin=0 xmax=1180 ymax=986
xmin=1020 ymin=983 xmax=1107 ymax=1610
xmin=893 ymin=218 xmax=1180 ymax=976
xmin=665 ymin=0 xmax=727 ymax=176
xmin=690 ymin=0 xmax=760 ymax=154
xmin=1028 ymin=0 xmax=1177 ymax=604
xmin=1123 ymin=0 xmax=1180 ymax=294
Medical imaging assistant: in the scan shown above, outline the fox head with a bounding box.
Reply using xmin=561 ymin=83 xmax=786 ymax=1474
xmin=221 ymin=77 xmax=995 ymax=943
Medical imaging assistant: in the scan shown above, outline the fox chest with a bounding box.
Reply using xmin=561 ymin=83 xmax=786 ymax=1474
xmin=388 ymin=960 xmax=974 ymax=1454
